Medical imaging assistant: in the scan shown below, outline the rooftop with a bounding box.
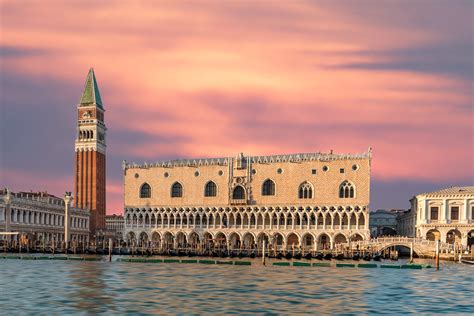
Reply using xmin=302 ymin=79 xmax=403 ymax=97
xmin=418 ymin=186 xmax=474 ymax=197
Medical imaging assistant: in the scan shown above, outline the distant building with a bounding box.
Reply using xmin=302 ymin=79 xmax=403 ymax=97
xmin=411 ymin=186 xmax=474 ymax=249
xmin=369 ymin=209 xmax=403 ymax=237
xmin=0 ymin=189 xmax=90 ymax=245
xmin=105 ymin=214 xmax=124 ymax=241
xmin=123 ymin=149 xmax=372 ymax=251
xmin=396 ymin=209 xmax=416 ymax=237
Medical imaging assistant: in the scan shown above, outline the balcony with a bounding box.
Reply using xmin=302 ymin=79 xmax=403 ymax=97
xmin=230 ymin=199 xmax=247 ymax=205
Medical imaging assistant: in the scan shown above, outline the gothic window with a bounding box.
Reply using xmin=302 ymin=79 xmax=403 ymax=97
xmin=232 ymin=186 xmax=245 ymax=200
xmin=140 ymin=183 xmax=151 ymax=198
xmin=451 ymin=206 xmax=459 ymax=221
xmin=298 ymin=181 xmax=313 ymax=199
xmin=339 ymin=181 xmax=355 ymax=198
xmin=430 ymin=207 xmax=439 ymax=221
xmin=262 ymin=179 xmax=276 ymax=196
xmin=171 ymin=182 xmax=183 ymax=198
xmin=204 ymin=181 xmax=217 ymax=197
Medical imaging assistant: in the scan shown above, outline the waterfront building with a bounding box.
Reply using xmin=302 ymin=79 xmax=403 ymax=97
xmin=0 ymin=189 xmax=90 ymax=244
xmin=411 ymin=186 xmax=474 ymax=249
xmin=369 ymin=209 xmax=403 ymax=237
xmin=123 ymin=149 xmax=372 ymax=251
xmin=396 ymin=209 xmax=416 ymax=237
xmin=74 ymin=68 xmax=107 ymax=235
xmin=105 ymin=214 xmax=125 ymax=241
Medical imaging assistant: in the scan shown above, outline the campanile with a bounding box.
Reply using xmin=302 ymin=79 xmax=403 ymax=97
xmin=74 ymin=68 xmax=106 ymax=235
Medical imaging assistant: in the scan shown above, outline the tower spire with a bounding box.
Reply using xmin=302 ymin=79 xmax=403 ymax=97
xmin=79 ymin=68 xmax=103 ymax=109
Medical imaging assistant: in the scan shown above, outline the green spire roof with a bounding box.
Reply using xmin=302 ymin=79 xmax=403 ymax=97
xmin=79 ymin=68 xmax=103 ymax=109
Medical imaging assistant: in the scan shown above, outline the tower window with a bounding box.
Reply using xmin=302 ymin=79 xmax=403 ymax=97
xmin=204 ymin=181 xmax=217 ymax=197
xmin=312 ymin=169 xmax=317 ymax=175
xmin=262 ymin=179 xmax=276 ymax=196
xmin=140 ymin=183 xmax=151 ymax=198
xmin=340 ymin=168 xmax=345 ymax=173
xmin=322 ymin=166 xmax=328 ymax=172
xmin=171 ymin=182 xmax=183 ymax=198
xmin=277 ymin=168 xmax=283 ymax=174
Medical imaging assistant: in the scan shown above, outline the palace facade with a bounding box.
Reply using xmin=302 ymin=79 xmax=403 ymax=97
xmin=410 ymin=186 xmax=474 ymax=249
xmin=0 ymin=189 xmax=90 ymax=244
xmin=105 ymin=214 xmax=125 ymax=241
xmin=123 ymin=149 xmax=372 ymax=251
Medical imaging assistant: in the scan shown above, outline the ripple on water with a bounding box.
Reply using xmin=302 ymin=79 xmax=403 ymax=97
xmin=0 ymin=259 xmax=473 ymax=314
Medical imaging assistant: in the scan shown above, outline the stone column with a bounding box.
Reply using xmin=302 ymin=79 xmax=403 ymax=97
xmin=4 ymin=189 xmax=12 ymax=241
xmin=64 ymin=192 xmax=72 ymax=245
xmin=441 ymin=199 xmax=448 ymax=224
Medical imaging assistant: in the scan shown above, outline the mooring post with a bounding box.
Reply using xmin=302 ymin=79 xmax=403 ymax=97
xmin=435 ymin=239 xmax=440 ymax=271
xmin=108 ymin=238 xmax=113 ymax=262
xmin=262 ymin=240 xmax=266 ymax=265
xmin=410 ymin=242 xmax=413 ymax=263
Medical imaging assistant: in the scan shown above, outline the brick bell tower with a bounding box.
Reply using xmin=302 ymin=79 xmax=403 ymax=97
xmin=74 ymin=68 xmax=106 ymax=237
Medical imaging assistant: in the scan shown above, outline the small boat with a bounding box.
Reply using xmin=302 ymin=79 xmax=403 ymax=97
xmin=373 ymin=254 xmax=381 ymax=262
xmin=276 ymin=252 xmax=283 ymax=260
xmin=293 ymin=253 xmax=302 ymax=260
xmin=335 ymin=254 xmax=344 ymax=260
xmin=460 ymin=259 xmax=474 ymax=265
xmin=362 ymin=254 xmax=371 ymax=261
xmin=352 ymin=253 xmax=360 ymax=261
xmin=324 ymin=253 xmax=333 ymax=260
xmin=313 ymin=253 xmax=324 ymax=260
xmin=304 ymin=253 xmax=312 ymax=260
xmin=285 ymin=252 xmax=292 ymax=260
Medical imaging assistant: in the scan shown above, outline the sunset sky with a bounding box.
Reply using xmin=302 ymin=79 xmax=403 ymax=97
xmin=1 ymin=1 xmax=473 ymax=214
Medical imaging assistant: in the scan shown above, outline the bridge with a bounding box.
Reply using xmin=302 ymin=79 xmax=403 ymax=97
xmin=345 ymin=236 xmax=453 ymax=257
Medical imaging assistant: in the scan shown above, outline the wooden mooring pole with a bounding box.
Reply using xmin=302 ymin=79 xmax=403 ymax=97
xmin=435 ymin=239 xmax=440 ymax=271
xmin=262 ymin=240 xmax=266 ymax=265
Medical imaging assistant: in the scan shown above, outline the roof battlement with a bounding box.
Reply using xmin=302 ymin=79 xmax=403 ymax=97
xmin=122 ymin=148 xmax=372 ymax=171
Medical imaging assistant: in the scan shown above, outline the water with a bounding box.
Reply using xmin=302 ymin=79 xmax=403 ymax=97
xmin=1 ymin=258 xmax=473 ymax=315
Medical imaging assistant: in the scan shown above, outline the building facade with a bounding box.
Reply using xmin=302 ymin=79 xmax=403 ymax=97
xmin=123 ymin=149 xmax=372 ymax=251
xmin=105 ymin=214 xmax=125 ymax=241
xmin=396 ymin=209 xmax=416 ymax=237
xmin=0 ymin=189 xmax=90 ymax=244
xmin=369 ymin=209 xmax=403 ymax=237
xmin=411 ymin=186 xmax=474 ymax=249
xmin=74 ymin=68 xmax=107 ymax=234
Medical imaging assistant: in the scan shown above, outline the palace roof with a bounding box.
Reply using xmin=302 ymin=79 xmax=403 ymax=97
xmin=123 ymin=148 xmax=372 ymax=170
xmin=418 ymin=186 xmax=474 ymax=198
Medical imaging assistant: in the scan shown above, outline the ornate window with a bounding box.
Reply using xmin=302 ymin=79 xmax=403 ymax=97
xmin=171 ymin=182 xmax=183 ymax=198
xmin=204 ymin=181 xmax=217 ymax=197
xmin=450 ymin=206 xmax=459 ymax=221
xmin=139 ymin=183 xmax=151 ymax=198
xmin=298 ymin=181 xmax=313 ymax=199
xmin=339 ymin=181 xmax=355 ymax=198
xmin=430 ymin=206 xmax=439 ymax=221
xmin=232 ymin=186 xmax=245 ymax=200
xmin=262 ymin=179 xmax=276 ymax=196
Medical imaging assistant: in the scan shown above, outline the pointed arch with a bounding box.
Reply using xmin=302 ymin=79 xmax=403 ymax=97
xmin=262 ymin=179 xmax=276 ymax=196
xmin=204 ymin=181 xmax=217 ymax=197
xmin=232 ymin=185 xmax=245 ymax=200
xmin=298 ymin=181 xmax=313 ymax=199
xmin=171 ymin=182 xmax=183 ymax=197
xmin=139 ymin=183 xmax=151 ymax=198
xmin=339 ymin=180 xmax=355 ymax=198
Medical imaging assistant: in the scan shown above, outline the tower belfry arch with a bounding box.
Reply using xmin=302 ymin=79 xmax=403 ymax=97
xmin=74 ymin=68 xmax=107 ymax=236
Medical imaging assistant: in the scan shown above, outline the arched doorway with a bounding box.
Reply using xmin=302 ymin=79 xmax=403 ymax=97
xmin=318 ymin=233 xmax=331 ymax=250
xmin=163 ymin=232 xmax=174 ymax=249
xmin=350 ymin=233 xmax=364 ymax=242
xmin=468 ymin=230 xmax=474 ymax=249
xmin=302 ymin=233 xmax=314 ymax=251
xmin=214 ymin=232 xmax=227 ymax=249
xmin=286 ymin=233 xmax=299 ymax=250
xmin=257 ymin=232 xmax=269 ymax=250
xmin=446 ymin=229 xmax=461 ymax=245
xmin=334 ymin=233 xmax=347 ymax=245
xmin=188 ymin=232 xmax=200 ymax=247
xmin=138 ymin=232 xmax=149 ymax=247
xmin=426 ymin=229 xmax=440 ymax=241
xmin=151 ymin=232 xmax=161 ymax=247
xmin=243 ymin=232 xmax=255 ymax=249
xmin=273 ymin=233 xmax=284 ymax=250
xmin=176 ymin=232 xmax=187 ymax=248
xmin=127 ymin=232 xmax=137 ymax=246
xmin=229 ymin=232 xmax=241 ymax=249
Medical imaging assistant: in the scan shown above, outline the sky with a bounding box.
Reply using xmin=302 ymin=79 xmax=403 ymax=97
xmin=0 ymin=1 xmax=473 ymax=214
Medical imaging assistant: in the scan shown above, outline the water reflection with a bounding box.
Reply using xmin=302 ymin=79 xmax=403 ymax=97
xmin=0 ymin=259 xmax=472 ymax=314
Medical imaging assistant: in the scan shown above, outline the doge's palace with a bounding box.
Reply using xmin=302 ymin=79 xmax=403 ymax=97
xmin=123 ymin=149 xmax=372 ymax=251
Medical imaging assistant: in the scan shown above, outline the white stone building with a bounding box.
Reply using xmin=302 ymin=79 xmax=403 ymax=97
xmin=411 ymin=186 xmax=474 ymax=249
xmin=105 ymin=214 xmax=125 ymax=241
xmin=0 ymin=189 xmax=90 ymax=245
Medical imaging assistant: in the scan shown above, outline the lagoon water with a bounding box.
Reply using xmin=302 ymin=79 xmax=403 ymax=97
xmin=1 ymin=257 xmax=473 ymax=315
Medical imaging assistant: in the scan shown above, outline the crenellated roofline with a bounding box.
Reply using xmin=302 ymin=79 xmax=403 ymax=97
xmin=122 ymin=148 xmax=372 ymax=171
